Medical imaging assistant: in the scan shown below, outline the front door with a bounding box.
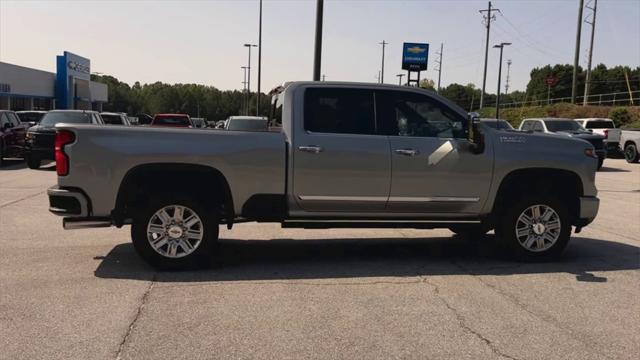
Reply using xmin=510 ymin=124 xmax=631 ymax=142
xmin=376 ymin=90 xmax=493 ymax=214
xmin=292 ymin=87 xmax=391 ymax=212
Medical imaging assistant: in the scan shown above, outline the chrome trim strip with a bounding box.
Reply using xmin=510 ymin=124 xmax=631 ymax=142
xmin=388 ymin=196 xmax=480 ymax=203
xmin=298 ymin=195 xmax=387 ymax=202
xmin=298 ymin=195 xmax=479 ymax=203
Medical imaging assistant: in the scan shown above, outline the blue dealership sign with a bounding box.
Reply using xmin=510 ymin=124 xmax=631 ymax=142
xmin=402 ymin=43 xmax=429 ymax=71
xmin=56 ymin=51 xmax=91 ymax=109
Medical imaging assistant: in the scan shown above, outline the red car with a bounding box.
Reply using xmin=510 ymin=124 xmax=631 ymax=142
xmin=150 ymin=113 xmax=193 ymax=128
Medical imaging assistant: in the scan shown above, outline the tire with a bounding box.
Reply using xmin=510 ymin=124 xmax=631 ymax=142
xmin=26 ymin=155 xmax=40 ymax=169
xmin=597 ymin=158 xmax=604 ymax=170
xmin=624 ymin=143 xmax=639 ymax=163
xmin=0 ymin=141 xmax=5 ymax=167
xmin=131 ymin=194 xmax=218 ymax=270
xmin=496 ymin=195 xmax=571 ymax=261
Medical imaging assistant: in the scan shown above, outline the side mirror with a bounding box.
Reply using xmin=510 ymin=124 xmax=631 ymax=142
xmin=466 ymin=112 xmax=484 ymax=154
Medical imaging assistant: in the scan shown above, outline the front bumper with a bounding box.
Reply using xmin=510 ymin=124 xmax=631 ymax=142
xmin=48 ymin=186 xmax=90 ymax=217
xmin=577 ymin=196 xmax=599 ymax=227
xmin=25 ymin=146 xmax=54 ymax=160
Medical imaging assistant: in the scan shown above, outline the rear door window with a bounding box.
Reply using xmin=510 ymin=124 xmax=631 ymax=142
xmin=533 ymin=122 xmax=544 ymax=132
xmin=304 ymin=88 xmax=375 ymax=135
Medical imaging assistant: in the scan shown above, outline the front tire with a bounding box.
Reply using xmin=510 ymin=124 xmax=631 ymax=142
xmin=624 ymin=143 xmax=639 ymax=163
xmin=597 ymin=157 xmax=604 ymax=170
xmin=131 ymin=194 xmax=218 ymax=270
xmin=496 ymin=195 xmax=571 ymax=261
xmin=26 ymin=155 xmax=40 ymax=169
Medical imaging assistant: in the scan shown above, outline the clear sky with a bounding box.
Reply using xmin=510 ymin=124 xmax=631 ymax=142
xmin=1 ymin=0 xmax=638 ymax=93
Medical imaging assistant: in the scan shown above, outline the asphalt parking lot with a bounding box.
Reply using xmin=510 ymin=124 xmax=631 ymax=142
xmin=1 ymin=159 xmax=639 ymax=360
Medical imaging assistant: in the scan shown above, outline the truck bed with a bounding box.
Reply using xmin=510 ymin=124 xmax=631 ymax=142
xmin=56 ymin=124 xmax=287 ymax=217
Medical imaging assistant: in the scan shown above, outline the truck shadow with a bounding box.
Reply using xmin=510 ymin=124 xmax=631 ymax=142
xmin=94 ymin=235 xmax=639 ymax=283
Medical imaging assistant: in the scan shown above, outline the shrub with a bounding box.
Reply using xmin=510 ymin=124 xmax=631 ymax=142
xmin=609 ymin=107 xmax=632 ymax=127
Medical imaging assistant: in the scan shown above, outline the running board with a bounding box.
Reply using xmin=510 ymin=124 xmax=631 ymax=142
xmin=63 ymin=217 xmax=113 ymax=230
xmin=282 ymin=219 xmax=481 ymax=229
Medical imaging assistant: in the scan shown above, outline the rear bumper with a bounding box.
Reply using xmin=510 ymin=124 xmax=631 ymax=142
xmin=577 ymin=196 xmax=599 ymax=227
xmin=48 ymin=186 xmax=90 ymax=217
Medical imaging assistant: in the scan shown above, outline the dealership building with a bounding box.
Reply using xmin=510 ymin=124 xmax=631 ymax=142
xmin=0 ymin=51 xmax=108 ymax=111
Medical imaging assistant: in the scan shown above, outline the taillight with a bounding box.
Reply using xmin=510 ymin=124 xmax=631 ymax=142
xmin=603 ymin=129 xmax=608 ymax=139
xmin=55 ymin=130 xmax=75 ymax=176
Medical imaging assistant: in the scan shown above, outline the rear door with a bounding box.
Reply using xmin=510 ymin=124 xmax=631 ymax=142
xmin=291 ymin=87 xmax=391 ymax=212
xmin=376 ymin=90 xmax=493 ymax=214
xmin=7 ymin=113 xmax=26 ymax=154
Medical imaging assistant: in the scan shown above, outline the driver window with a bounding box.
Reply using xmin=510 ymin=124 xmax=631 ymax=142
xmin=0 ymin=113 xmax=10 ymax=128
xmin=377 ymin=91 xmax=465 ymax=138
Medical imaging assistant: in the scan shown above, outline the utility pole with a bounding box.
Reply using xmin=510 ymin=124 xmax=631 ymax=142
xmin=313 ymin=0 xmax=324 ymax=81
xmin=256 ymin=0 xmax=263 ymax=115
xmin=379 ymin=40 xmax=388 ymax=84
xmin=505 ymin=59 xmax=512 ymax=94
xmin=241 ymin=66 xmax=248 ymax=115
xmin=375 ymin=71 xmax=381 ymax=84
xmin=397 ymin=74 xmax=405 ymax=85
xmin=571 ymin=0 xmax=584 ymax=104
xmin=583 ymin=0 xmax=597 ymax=106
xmin=244 ymin=43 xmax=257 ymax=115
xmin=493 ymin=42 xmax=511 ymax=119
xmin=435 ymin=43 xmax=443 ymax=93
xmin=322 ymin=74 xmax=326 ymax=81
xmin=479 ymin=1 xmax=500 ymax=109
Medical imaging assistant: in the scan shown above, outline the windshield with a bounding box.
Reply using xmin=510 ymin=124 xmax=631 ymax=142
xmin=585 ymin=120 xmax=615 ymax=129
xmin=17 ymin=112 xmax=45 ymax=123
xmin=101 ymin=114 xmax=124 ymax=125
xmin=227 ymin=119 xmax=268 ymax=131
xmin=544 ymin=120 xmax=583 ymax=132
xmin=153 ymin=116 xmax=191 ymax=126
xmin=40 ymin=112 xmax=92 ymax=126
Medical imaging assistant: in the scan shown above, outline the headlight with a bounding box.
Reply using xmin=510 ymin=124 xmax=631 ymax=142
xmin=26 ymin=132 xmax=34 ymax=140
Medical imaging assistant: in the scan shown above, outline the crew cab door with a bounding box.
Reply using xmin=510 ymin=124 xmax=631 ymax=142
xmin=376 ymin=90 xmax=493 ymax=214
xmin=291 ymin=87 xmax=391 ymax=212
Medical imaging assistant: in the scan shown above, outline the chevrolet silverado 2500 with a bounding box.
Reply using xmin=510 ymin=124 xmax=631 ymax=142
xmin=48 ymin=82 xmax=600 ymax=269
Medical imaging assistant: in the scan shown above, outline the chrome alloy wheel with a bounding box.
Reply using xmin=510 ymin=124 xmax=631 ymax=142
xmin=515 ymin=204 xmax=561 ymax=252
xmin=146 ymin=205 xmax=204 ymax=258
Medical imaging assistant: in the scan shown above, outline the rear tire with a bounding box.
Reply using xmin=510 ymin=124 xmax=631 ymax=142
xmin=26 ymin=155 xmax=40 ymax=169
xmin=625 ymin=143 xmax=639 ymax=163
xmin=496 ymin=195 xmax=571 ymax=261
xmin=131 ymin=194 xmax=218 ymax=270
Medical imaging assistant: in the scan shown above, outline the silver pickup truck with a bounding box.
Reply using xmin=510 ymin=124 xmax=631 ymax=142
xmin=48 ymin=82 xmax=600 ymax=269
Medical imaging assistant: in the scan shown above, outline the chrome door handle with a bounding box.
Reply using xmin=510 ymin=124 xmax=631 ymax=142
xmin=394 ymin=148 xmax=419 ymax=156
xmin=298 ymin=145 xmax=323 ymax=153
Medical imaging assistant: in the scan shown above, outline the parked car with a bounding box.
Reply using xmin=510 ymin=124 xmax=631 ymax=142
xmin=136 ymin=113 xmax=153 ymax=125
xmin=479 ymin=118 xmax=515 ymax=130
xmin=16 ymin=110 xmax=47 ymax=128
xmin=191 ymin=117 xmax=207 ymax=128
xmin=100 ymin=112 xmax=131 ymax=126
xmin=151 ymin=113 xmax=193 ymax=128
xmin=0 ymin=110 xmax=27 ymax=166
xmin=48 ymin=82 xmax=600 ymax=269
xmin=575 ymin=118 xmax=621 ymax=155
xmin=619 ymin=129 xmax=640 ymax=163
xmin=25 ymin=110 xmax=104 ymax=169
xmin=519 ymin=118 xmax=606 ymax=169
xmin=224 ymin=116 xmax=268 ymax=131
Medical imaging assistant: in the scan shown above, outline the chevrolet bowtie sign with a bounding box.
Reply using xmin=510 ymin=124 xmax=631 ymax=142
xmin=402 ymin=42 xmax=429 ymax=71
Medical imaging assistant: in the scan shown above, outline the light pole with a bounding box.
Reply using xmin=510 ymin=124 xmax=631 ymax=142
xmin=313 ymin=0 xmax=324 ymax=81
xmin=396 ymin=74 xmax=405 ymax=85
xmin=257 ymin=0 xmax=263 ymax=115
xmin=493 ymin=42 xmax=511 ymax=119
xmin=241 ymin=66 xmax=248 ymax=115
xmin=244 ymin=43 xmax=257 ymax=115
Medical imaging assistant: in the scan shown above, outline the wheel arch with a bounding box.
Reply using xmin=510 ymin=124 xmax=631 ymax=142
xmin=112 ymin=163 xmax=235 ymax=228
xmin=491 ymin=168 xmax=584 ymax=225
